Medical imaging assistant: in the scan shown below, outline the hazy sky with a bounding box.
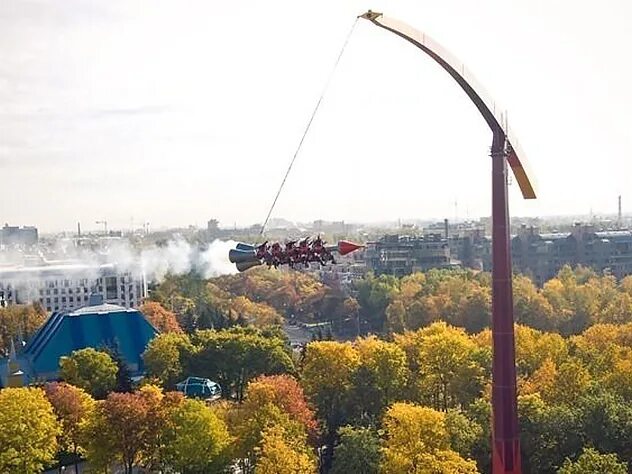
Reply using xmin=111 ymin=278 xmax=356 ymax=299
xmin=2 ymin=0 xmax=631 ymax=233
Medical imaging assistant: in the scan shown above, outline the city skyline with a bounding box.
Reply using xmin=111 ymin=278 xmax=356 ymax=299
xmin=2 ymin=0 xmax=631 ymax=232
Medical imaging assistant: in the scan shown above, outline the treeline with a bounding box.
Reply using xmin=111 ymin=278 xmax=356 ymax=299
xmin=149 ymin=264 xmax=632 ymax=338
xmin=4 ymin=320 xmax=632 ymax=472
xmin=136 ymin=320 xmax=632 ymax=473
xmin=357 ymin=265 xmax=632 ymax=335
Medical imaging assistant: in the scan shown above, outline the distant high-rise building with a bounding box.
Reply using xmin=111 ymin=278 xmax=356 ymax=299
xmin=0 ymin=224 xmax=38 ymax=248
xmin=0 ymin=262 xmax=147 ymax=313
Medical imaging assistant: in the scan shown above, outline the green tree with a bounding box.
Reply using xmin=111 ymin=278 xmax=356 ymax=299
xmin=44 ymin=382 xmax=95 ymax=474
xmin=355 ymin=273 xmax=398 ymax=332
xmin=0 ymin=387 xmax=60 ymax=474
xmin=143 ymin=332 xmax=194 ymax=388
xmin=557 ymin=447 xmax=627 ymax=474
xmin=330 ymin=426 xmax=381 ymax=474
xmin=59 ymin=347 xmax=117 ymax=399
xmin=187 ymin=327 xmax=294 ymax=401
xmin=161 ymin=398 xmax=232 ymax=474
xmin=518 ymin=394 xmax=583 ymax=474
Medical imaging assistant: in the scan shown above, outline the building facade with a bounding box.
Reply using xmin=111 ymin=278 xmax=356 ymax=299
xmin=365 ymin=234 xmax=454 ymax=277
xmin=0 ymin=262 xmax=147 ymax=312
xmin=510 ymin=224 xmax=632 ymax=284
xmin=0 ymin=224 xmax=38 ymax=248
xmin=365 ymin=224 xmax=632 ymax=283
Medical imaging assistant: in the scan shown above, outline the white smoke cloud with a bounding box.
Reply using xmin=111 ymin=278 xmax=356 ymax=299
xmin=138 ymin=238 xmax=238 ymax=281
xmin=34 ymin=237 xmax=239 ymax=282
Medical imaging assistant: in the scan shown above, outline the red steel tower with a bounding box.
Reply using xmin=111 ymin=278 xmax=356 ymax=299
xmin=360 ymin=11 xmax=536 ymax=473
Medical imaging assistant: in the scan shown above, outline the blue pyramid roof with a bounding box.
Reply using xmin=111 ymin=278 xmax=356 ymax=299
xmin=17 ymin=302 xmax=158 ymax=382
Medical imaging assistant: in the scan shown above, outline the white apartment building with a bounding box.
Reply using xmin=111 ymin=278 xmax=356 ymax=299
xmin=0 ymin=262 xmax=147 ymax=313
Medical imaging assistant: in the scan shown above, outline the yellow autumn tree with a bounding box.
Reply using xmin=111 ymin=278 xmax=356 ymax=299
xmin=0 ymin=387 xmax=60 ymax=474
xmin=255 ymin=425 xmax=317 ymax=474
xmin=353 ymin=336 xmax=409 ymax=415
xmin=394 ymin=322 xmax=488 ymax=410
xmin=381 ymin=402 xmax=478 ymax=474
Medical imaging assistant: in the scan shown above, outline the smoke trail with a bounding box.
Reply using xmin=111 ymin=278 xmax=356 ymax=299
xmin=138 ymin=238 xmax=238 ymax=281
xmin=198 ymin=239 xmax=239 ymax=278
xmin=40 ymin=237 xmax=239 ymax=282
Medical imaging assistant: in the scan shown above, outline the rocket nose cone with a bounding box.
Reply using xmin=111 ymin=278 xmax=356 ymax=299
xmin=337 ymin=240 xmax=364 ymax=256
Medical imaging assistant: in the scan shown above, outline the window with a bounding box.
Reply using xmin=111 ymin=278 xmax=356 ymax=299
xmin=46 ymin=289 xmax=50 ymax=295
xmin=54 ymin=297 xmax=59 ymax=303
xmin=46 ymin=297 xmax=51 ymax=304
xmin=105 ymin=277 xmax=117 ymax=300
xmin=54 ymin=289 xmax=58 ymax=295
xmin=69 ymin=297 xmax=74 ymax=303
xmin=61 ymin=297 xmax=66 ymax=303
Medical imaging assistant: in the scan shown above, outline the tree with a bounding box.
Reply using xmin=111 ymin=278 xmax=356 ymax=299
xmin=381 ymin=402 xmax=477 ymax=474
xmin=143 ymin=332 xmax=194 ymax=388
xmin=352 ymin=336 xmax=408 ymax=419
xmin=230 ymin=296 xmax=282 ymax=327
xmin=161 ymin=398 xmax=232 ymax=474
xmin=231 ymin=402 xmax=309 ymax=473
xmin=82 ymin=385 xmax=182 ymax=473
xmin=557 ymin=447 xmax=627 ymax=474
xmin=0 ymin=303 xmax=46 ymax=356
xmin=255 ymin=425 xmax=317 ymax=474
xmin=518 ymin=394 xmax=584 ymax=474
xmin=444 ymin=410 xmax=484 ymax=463
xmin=0 ymin=387 xmax=60 ymax=474
xmin=355 ymin=273 xmax=398 ymax=332
xmin=104 ymin=344 xmax=133 ymax=393
xmin=44 ymin=382 xmax=95 ymax=473
xmin=330 ymin=426 xmax=381 ymax=474
xmin=59 ymin=347 xmax=117 ymax=398
xmin=244 ymin=375 xmax=319 ymax=440
xmin=187 ymin=327 xmax=294 ymax=401
xmin=140 ymin=301 xmax=182 ymax=333
xmin=513 ymin=275 xmax=556 ymax=331
xmin=83 ymin=391 xmax=150 ymax=474
xmin=394 ymin=322 xmax=488 ymax=410
xmin=301 ymin=341 xmax=360 ymax=452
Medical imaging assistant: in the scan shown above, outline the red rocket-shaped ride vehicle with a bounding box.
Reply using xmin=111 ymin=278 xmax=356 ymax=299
xmin=228 ymin=237 xmax=364 ymax=272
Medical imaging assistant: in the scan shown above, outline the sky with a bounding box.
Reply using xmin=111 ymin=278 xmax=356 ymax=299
xmin=1 ymin=0 xmax=631 ymax=233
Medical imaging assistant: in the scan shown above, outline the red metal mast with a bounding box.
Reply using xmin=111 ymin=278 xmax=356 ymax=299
xmin=359 ymin=11 xmax=535 ymax=473
xmin=490 ymin=130 xmax=521 ymax=473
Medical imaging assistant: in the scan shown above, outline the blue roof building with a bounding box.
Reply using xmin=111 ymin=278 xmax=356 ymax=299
xmin=1 ymin=295 xmax=158 ymax=387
